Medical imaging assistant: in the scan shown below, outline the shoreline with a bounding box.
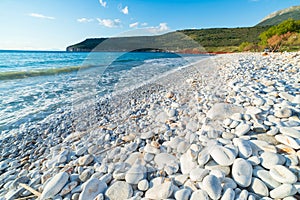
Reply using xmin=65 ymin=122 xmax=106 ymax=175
xmin=1 ymin=52 xmax=300 ymax=199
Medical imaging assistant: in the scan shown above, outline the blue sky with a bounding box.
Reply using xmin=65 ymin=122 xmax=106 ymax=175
xmin=0 ymin=0 xmax=299 ymax=50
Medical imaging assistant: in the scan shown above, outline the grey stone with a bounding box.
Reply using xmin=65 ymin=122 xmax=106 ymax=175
xmin=145 ymin=182 xmax=173 ymax=199
xmin=79 ymin=178 xmax=107 ymax=200
xmin=105 ymin=181 xmax=133 ymax=200
xmin=40 ymin=172 xmax=69 ymax=200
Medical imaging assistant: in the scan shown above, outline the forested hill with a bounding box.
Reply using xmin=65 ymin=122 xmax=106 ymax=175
xmin=66 ymin=26 xmax=269 ymax=53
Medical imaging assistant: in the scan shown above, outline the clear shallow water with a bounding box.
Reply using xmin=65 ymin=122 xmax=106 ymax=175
xmin=0 ymin=50 xmax=207 ymax=136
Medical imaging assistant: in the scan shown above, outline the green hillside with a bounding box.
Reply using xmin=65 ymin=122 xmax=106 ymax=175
xmin=257 ymin=6 xmax=300 ymax=26
xmin=67 ymin=26 xmax=269 ymax=53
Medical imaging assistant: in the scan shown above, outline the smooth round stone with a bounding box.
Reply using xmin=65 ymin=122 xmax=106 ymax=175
xmin=154 ymin=153 xmax=177 ymax=169
xmin=269 ymin=165 xmax=297 ymax=184
xmin=190 ymin=167 xmax=209 ymax=182
xmin=174 ymin=189 xmax=191 ymax=200
xmin=249 ymin=177 xmax=269 ymax=197
xmin=260 ymin=152 xmax=286 ymax=169
xmin=235 ymin=123 xmax=251 ymax=136
xmin=276 ymin=144 xmax=296 ymax=154
xmin=275 ymin=134 xmax=300 ymax=149
xmin=256 ymin=169 xmax=281 ymax=189
xmin=280 ymin=127 xmax=300 ymax=139
xmin=202 ymin=175 xmax=222 ymax=200
xmin=78 ymin=154 xmax=94 ymax=166
xmin=237 ymin=189 xmax=248 ymax=200
xmin=247 ymin=156 xmax=260 ymax=166
xmin=274 ymin=108 xmax=293 ymax=118
xmin=144 ymin=144 xmax=160 ymax=154
xmin=79 ymin=178 xmax=107 ymax=200
xmin=233 ymin=138 xmax=252 ymax=159
xmin=190 ymin=190 xmax=209 ymax=200
xmin=125 ymin=164 xmax=146 ymax=184
xmin=145 ymin=182 xmax=173 ymax=199
xmin=270 ymin=184 xmax=297 ymax=199
xmin=140 ymin=131 xmax=154 ymax=139
xmin=105 ymin=181 xmax=133 ymax=200
xmin=221 ymin=188 xmax=235 ymax=200
xmin=40 ymin=172 xmax=69 ymax=200
xmin=209 ymin=145 xmax=236 ymax=166
xmin=143 ymin=153 xmax=154 ymax=162
xmin=137 ymin=179 xmax=149 ymax=191
xmin=232 ymin=158 xmax=252 ymax=187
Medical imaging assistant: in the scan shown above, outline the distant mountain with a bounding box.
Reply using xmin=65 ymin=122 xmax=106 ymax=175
xmin=257 ymin=5 xmax=300 ymax=26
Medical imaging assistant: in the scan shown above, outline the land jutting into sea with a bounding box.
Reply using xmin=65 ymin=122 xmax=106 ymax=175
xmin=1 ymin=52 xmax=300 ymax=200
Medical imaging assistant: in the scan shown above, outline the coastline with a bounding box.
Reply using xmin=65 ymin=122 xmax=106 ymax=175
xmin=1 ymin=52 xmax=300 ymax=199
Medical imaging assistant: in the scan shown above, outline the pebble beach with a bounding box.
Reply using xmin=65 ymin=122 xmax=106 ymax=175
xmin=1 ymin=52 xmax=300 ymax=200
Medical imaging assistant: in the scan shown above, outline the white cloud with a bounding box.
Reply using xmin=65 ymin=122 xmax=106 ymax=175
xmin=28 ymin=13 xmax=55 ymax=20
xmin=146 ymin=23 xmax=170 ymax=34
xmin=77 ymin=18 xmax=93 ymax=23
xmin=97 ymin=18 xmax=121 ymax=28
xmin=121 ymin=6 xmax=129 ymax=14
xmin=129 ymin=22 xmax=139 ymax=28
xmin=141 ymin=22 xmax=148 ymax=26
xmin=99 ymin=0 xmax=107 ymax=7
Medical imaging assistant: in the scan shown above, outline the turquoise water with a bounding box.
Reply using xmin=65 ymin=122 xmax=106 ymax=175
xmin=0 ymin=50 xmax=206 ymax=136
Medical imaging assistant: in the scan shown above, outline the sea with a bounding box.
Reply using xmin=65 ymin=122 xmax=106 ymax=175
xmin=0 ymin=50 xmax=208 ymax=139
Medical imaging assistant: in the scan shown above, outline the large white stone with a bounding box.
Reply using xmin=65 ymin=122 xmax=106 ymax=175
xmin=235 ymin=123 xmax=251 ymax=137
xmin=40 ymin=172 xmax=69 ymax=200
xmin=79 ymin=178 xmax=107 ymax=200
xmin=275 ymin=134 xmax=300 ymax=149
xmin=125 ymin=163 xmax=146 ymax=184
xmin=180 ymin=150 xmax=198 ymax=174
xmin=232 ymin=158 xmax=252 ymax=187
xmin=260 ymin=152 xmax=286 ymax=169
xmin=270 ymin=184 xmax=297 ymax=199
xmin=269 ymin=165 xmax=297 ymax=184
xmin=145 ymin=182 xmax=173 ymax=199
xmin=209 ymin=145 xmax=236 ymax=166
xmin=233 ymin=138 xmax=252 ymax=159
xmin=105 ymin=181 xmax=133 ymax=200
xmin=280 ymin=127 xmax=300 ymax=139
xmin=256 ymin=169 xmax=281 ymax=189
xmin=249 ymin=177 xmax=269 ymax=197
xmin=154 ymin=153 xmax=177 ymax=169
xmin=202 ymin=175 xmax=222 ymax=200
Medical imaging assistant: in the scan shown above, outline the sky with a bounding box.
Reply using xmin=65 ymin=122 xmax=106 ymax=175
xmin=0 ymin=0 xmax=299 ymax=50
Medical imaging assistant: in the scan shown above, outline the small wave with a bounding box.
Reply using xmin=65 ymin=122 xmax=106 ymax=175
xmin=0 ymin=65 xmax=97 ymax=80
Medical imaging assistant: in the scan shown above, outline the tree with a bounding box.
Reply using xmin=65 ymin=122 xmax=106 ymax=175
xmin=267 ymin=32 xmax=292 ymax=52
xmin=259 ymin=19 xmax=300 ymax=46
